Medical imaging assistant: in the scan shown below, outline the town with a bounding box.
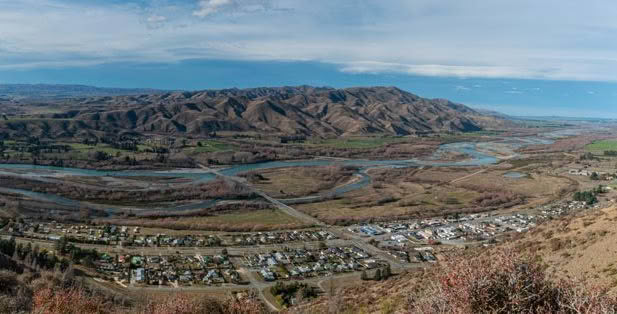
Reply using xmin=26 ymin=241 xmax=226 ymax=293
xmin=0 ymin=198 xmax=600 ymax=291
xmin=347 ymin=200 xmax=596 ymax=262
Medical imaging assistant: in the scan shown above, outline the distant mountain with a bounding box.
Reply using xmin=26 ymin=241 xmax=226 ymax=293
xmin=0 ymin=86 xmax=513 ymax=138
xmin=512 ymin=115 xmax=616 ymax=122
xmin=475 ymin=108 xmax=513 ymax=119
xmin=0 ymin=84 xmax=163 ymax=100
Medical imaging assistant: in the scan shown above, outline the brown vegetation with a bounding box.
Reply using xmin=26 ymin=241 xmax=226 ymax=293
xmin=240 ymin=165 xmax=358 ymax=198
xmin=0 ymin=176 xmax=257 ymax=204
xmin=9 ymin=86 xmax=503 ymax=138
xmin=292 ymin=250 xmax=617 ymax=314
xmin=408 ymin=250 xmax=617 ymax=314
xmin=96 ymin=206 xmax=312 ymax=232
xmin=129 ymin=202 xmax=273 ymax=219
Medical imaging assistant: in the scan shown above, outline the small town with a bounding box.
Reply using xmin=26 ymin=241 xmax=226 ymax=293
xmin=1 ymin=221 xmax=338 ymax=248
xmin=96 ymin=252 xmax=243 ymax=287
xmin=348 ymin=200 xmax=595 ymax=250
xmin=242 ymin=246 xmax=386 ymax=282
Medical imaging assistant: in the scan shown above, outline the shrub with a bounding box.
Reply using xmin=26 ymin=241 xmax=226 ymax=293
xmin=33 ymin=286 xmax=109 ymax=314
xmin=408 ymin=249 xmax=617 ymax=314
xmin=0 ymin=270 xmax=32 ymax=313
xmin=138 ymin=295 xmax=265 ymax=314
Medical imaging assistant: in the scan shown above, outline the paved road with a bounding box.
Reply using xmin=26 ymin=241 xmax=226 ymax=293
xmin=239 ymin=268 xmax=280 ymax=312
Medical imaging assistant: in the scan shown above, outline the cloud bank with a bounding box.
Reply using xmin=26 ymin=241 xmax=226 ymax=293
xmin=2 ymin=0 xmax=617 ymax=81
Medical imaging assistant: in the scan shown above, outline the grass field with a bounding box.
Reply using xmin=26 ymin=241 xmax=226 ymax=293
xmin=191 ymin=140 xmax=233 ymax=153
xmin=308 ymin=137 xmax=408 ymax=149
xmin=56 ymin=143 xmax=142 ymax=160
xmin=585 ymin=139 xmax=617 ymax=153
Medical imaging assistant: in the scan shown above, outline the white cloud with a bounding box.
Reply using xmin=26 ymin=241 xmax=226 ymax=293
xmin=193 ymin=0 xmax=231 ymax=17
xmin=146 ymin=14 xmax=167 ymax=28
xmin=2 ymin=0 xmax=617 ymax=82
xmin=340 ymin=62 xmax=541 ymax=80
xmin=192 ymin=0 xmax=273 ymax=17
xmin=147 ymin=15 xmax=167 ymax=23
xmin=455 ymin=85 xmax=470 ymax=91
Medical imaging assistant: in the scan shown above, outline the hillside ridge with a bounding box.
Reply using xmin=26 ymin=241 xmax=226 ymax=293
xmin=0 ymin=85 xmax=510 ymax=138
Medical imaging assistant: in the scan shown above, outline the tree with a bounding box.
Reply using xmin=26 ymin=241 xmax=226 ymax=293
xmin=574 ymin=190 xmax=598 ymax=205
xmin=221 ymin=248 xmax=228 ymax=256
xmin=580 ymin=152 xmax=595 ymax=161
xmin=374 ymin=268 xmax=382 ymax=281
xmin=383 ymin=263 xmax=392 ymax=279
xmin=361 ymin=270 xmax=368 ymax=281
xmin=82 ymin=255 xmax=95 ymax=268
xmin=54 ymin=237 xmax=69 ymax=255
xmin=93 ymin=151 xmax=109 ymax=161
xmin=0 ymin=237 xmax=16 ymax=257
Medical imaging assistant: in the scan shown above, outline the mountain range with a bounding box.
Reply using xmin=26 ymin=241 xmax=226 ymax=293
xmin=0 ymin=84 xmax=162 ymax=100
xmin=0 ymin=85 xmax=511 ymax=138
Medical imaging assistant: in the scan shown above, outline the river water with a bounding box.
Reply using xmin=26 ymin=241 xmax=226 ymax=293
xmin=0 ymin=132 xmax=572 ymax=214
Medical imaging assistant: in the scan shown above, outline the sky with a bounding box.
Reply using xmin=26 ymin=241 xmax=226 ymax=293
xmin=1 ymin=0 xmax=617 ymax=118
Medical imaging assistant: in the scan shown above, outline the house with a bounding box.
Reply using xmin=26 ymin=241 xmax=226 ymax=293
xmin=362 ymin=259 xmax=378 ymax=269
xmin=133 ymin=268 xmax=145 ymax=283
xmin=260 ymin=269 xmax=276 ymax=281
xmin=313 ymin=261 xmax=324 ymax=272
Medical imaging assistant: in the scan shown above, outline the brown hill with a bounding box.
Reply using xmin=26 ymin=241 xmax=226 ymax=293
xmin=288 ymin=205 xmax=617 ymax=313
xmin=2 ymin=86 xmax=511 ymax=138
xmin=510 ymin=204 xmax=617 ymax=293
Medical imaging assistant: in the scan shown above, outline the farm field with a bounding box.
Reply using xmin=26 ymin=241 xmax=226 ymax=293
xmin=585 ymin=139 xmax=617 ymax=153
xmin=189 ymin=140 xmax=234 ymax=153
xmin=307 ymin=136 xmax=410 ymax=149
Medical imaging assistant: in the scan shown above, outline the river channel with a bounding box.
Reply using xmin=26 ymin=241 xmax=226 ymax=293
xmin=0 ymin=133 xmax=570 ymax=214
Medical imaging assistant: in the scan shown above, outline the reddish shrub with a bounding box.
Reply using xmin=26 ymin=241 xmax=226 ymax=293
xmin=33 ymin=286 xmax=109 ymax=314
xmin=408 ymin=250 xmax=617 ymax=314
xmin=139 ymin=295 xmax=265 ymax=314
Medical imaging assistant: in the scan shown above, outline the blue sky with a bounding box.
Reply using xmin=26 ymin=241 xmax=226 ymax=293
xmin=1 ymin=0 xmax=617 ymax=118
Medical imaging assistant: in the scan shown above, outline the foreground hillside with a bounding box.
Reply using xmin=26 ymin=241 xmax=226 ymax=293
xmin=512 ymin=204 xmax=617 ymax=292
xmin=288 ymin=205 xmax=617 ymax=313
xmin=1 ymin=86 xmax=509 ymax=138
